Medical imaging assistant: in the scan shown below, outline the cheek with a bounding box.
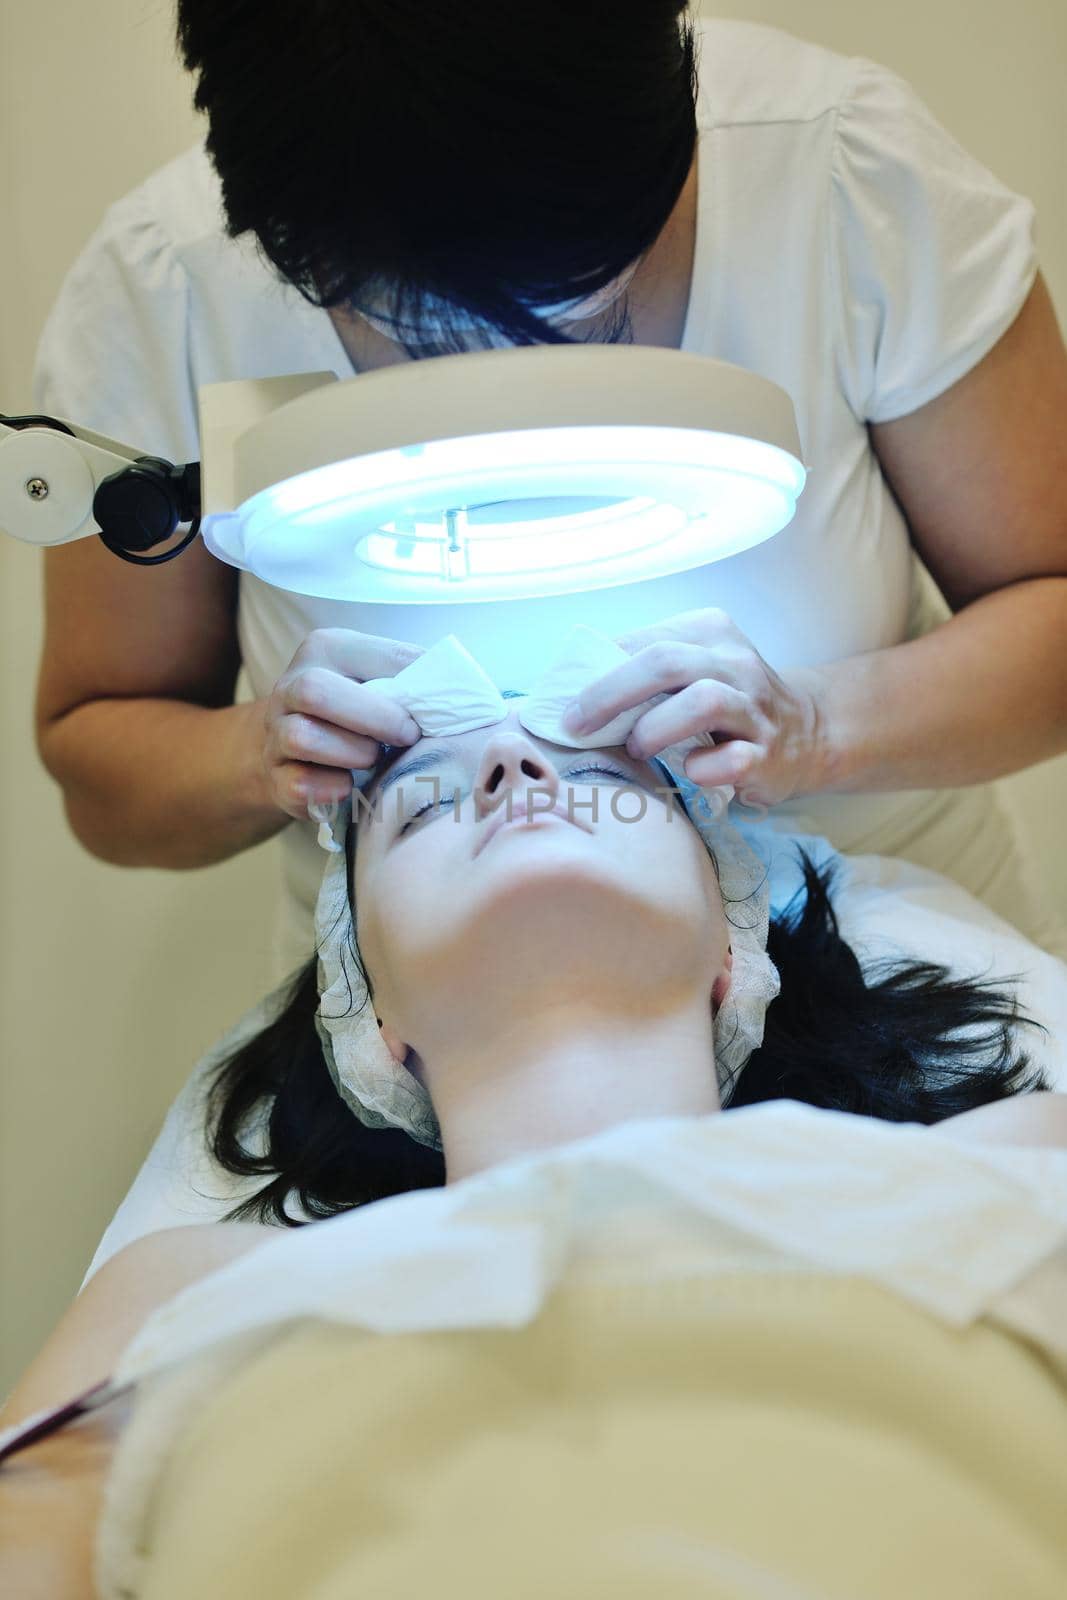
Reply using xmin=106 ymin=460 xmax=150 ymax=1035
xmin=628 ymin=814 xmax=728 ymax=939
xmin=354 ymin=850 xmax=450 ymax=972
xmin=352 ymin=888 xmax=404 ymax=1019
xmin=608 ymin=800 xmax=703 ymax=869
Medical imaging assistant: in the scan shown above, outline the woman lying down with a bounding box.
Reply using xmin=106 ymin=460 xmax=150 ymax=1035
xmin=3 ymin=704 xmax=1066 ymax=1600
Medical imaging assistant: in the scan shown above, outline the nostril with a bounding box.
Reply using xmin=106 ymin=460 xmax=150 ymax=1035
xmin=483 ymin=761 xmax=506 ymax=795
xmin=481 ymin=753 xmax=552 ymax=797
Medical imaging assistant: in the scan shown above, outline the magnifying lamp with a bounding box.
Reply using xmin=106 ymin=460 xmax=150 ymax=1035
xmin=0 ymin=346 xmax=805 ymax=604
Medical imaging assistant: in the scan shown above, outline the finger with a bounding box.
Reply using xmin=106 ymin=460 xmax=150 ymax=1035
xmin=284 ymin=672 xmax=420 ymax=747
xmin=682 ymin=740 xmax=761 ymax=788
xmin=282 ymin=762 xmax=354 ymax=818
xmin=613 ymin=607 xmax=737 ymax=655
xmin=562 ymin=642 xmax=731 ymax=736
xmin=300 ymin=628 xmax=425 ymax=682
xmin=624 ymin=681 xmax=760 ymax=758
xmin=275 ymin=712 xmax=389 ymax=772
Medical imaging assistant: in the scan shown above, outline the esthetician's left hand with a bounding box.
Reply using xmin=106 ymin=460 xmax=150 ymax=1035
xmin=560 ymin=608 xmax=822 ymax=810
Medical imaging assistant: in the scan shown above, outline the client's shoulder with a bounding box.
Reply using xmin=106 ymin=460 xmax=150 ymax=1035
xmin=926 ymin=1091 xmax=1067 ymax=1150
xmin=96 ymin=1220 xmax=273 ymax=1303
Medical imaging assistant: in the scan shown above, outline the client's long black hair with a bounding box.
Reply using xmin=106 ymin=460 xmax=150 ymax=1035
xmin=208 ymin=849 xmax=1049 ymax=1227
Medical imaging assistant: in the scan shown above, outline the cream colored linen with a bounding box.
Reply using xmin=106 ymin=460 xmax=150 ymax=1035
xmin=94 ymin=1104 xmax=1067 ymax=1596
xmin=127 ymin=1273 xmax=1067 ymax=1600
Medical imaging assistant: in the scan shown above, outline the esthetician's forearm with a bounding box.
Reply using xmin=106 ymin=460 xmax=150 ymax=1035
xmin=791 ymin=576 xmax=1067 ymax=794
xmin=37 ymin=696 xmax=289 ymax=868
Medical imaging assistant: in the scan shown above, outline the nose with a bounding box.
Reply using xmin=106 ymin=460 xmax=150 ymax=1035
xmin=473 ymin=730 xmax=561 ymax=820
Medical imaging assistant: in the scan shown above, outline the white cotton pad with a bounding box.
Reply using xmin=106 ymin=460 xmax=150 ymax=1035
xmin=520 ymin=625 xmax=728 ymax=822
xmin=518 ymin=624 xmax=647 ymax=748
xmin=361 ymin=634 xmax=506 ymax=739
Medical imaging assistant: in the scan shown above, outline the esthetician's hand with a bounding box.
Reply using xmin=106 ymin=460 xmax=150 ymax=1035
xmin=263 ymin=629 xmax=424 ymax=820
xmin=560 ymin=608 xmax=823 ymax=811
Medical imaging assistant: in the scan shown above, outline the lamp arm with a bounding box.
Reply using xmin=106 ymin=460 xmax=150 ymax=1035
xmin=0 ymin=412 xmax=201 ymax=563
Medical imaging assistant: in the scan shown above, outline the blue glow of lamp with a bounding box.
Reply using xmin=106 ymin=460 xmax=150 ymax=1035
xmin=199 ymin=346 xmax=805 ymax=604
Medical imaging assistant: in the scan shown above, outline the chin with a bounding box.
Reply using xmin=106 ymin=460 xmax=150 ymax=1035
xmin=468 ymin=861 xmax=681 ymax=938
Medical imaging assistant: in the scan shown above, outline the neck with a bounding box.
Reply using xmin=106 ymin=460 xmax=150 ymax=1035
xmin=425 ymin=994 xmax=720 ymax=1184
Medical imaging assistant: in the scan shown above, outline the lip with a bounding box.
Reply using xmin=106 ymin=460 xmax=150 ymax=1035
xmin=475 ymin=802 xmax=588 ymax=858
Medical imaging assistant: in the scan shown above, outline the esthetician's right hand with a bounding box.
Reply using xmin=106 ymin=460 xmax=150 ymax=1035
xmin=263 ymin=629 xmax=424 ymax=820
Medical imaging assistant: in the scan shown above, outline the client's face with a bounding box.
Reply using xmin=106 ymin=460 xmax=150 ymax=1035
xmin=352 ymin=705 xmax=730 ymax=1070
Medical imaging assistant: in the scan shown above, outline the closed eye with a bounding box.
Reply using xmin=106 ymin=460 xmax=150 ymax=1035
xmin=562 ymin=762 xmax=633 ymax=785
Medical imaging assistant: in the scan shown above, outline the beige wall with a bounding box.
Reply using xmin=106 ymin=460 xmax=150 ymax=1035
xmin=0 ymin=2 xmax=277 ymax=1395
xmin=2 ymin=1 xmax=1065 ymax=1394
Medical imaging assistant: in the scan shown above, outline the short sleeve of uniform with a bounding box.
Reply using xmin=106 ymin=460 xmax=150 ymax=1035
xmin=32 ymin=192 xmax=200 ymax=463
xmin=829 ymin=59 xmax=1038 ymax=424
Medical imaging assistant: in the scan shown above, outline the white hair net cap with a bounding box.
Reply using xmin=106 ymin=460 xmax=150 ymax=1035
xmin=310 ymin=628 xmax=780 ymax=1153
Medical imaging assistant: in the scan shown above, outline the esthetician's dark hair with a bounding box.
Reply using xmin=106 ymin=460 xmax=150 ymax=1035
xmin=208 ymin=849 xmax=1050 ymax=1227
xmin=175 ymin=0 xmax=698 ymax=350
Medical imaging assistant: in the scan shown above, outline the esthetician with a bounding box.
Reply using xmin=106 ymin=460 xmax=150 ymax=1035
xmin=31 ymin=3 xmax=1067 ymax=967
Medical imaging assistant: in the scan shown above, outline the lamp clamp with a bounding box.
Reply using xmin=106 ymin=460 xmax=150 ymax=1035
xmin=0 ymin=412 xmax=201 ymax=564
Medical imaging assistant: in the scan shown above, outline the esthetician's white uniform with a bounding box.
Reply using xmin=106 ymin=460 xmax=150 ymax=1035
xmin=34 ymin=18 xmax=1061 ymax=972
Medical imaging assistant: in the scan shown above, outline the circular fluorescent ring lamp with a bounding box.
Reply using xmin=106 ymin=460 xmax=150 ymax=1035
xmin=202 ymin=345 xmax=806 ymax=604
